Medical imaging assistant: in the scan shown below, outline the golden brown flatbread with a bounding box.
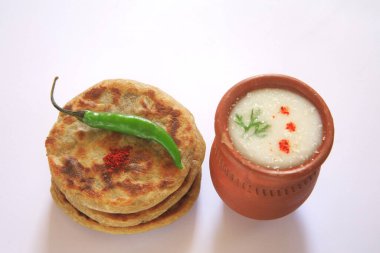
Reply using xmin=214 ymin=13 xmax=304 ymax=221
xmin=50 ymin=174 xmax=201 ymax=234
xmin=65 ymin=164 xmax=200 ymax=227
xmin=46 ymin=79 xmax=205 ymax=214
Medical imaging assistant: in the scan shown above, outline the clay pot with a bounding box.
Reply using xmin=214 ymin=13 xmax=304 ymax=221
xmin=210 ymin=74 xmax=334 ymax=220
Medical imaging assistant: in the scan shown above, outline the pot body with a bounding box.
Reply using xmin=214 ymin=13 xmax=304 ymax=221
xmin=209 ymin=74 xmax=334 ymax=220
xmin=210 ymin=139 xmax=320 ymax=219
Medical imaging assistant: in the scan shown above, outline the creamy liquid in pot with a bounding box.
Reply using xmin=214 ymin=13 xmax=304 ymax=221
xmin=228 ymin=88 xmax=323 ymax=169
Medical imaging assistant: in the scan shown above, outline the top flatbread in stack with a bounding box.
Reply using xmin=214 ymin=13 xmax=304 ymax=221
xmin=46 ymin=79 xmax=205 ymax=233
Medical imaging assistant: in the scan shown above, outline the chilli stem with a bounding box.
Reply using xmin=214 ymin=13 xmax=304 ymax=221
xmin=50 ymin=76 xmax=85 ymax=120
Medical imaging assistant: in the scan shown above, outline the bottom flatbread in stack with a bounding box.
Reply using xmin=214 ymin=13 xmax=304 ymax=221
xmin=50 ymin=174 xmax=201 ymax=234
xmin=46 ymin=79 xmax=205 ymax=234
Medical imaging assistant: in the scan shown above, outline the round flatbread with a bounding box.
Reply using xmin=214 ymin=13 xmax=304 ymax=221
xmin=50 ymin=174 xmax=201 ymax=234
xmin=65 ymin=164 xmax=200 ymax=227
xmin=46 ymin=79 xmax=205 ymax=213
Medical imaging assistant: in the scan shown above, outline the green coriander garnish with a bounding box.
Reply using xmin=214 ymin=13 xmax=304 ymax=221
xmin=234 ymin=108 xmax=270 ymax=137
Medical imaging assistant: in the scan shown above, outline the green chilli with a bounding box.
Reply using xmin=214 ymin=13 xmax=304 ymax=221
xmin=50 ymin=77 xmax=183 ymax=169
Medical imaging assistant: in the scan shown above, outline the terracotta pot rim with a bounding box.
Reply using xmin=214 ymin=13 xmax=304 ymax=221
xmin=215 ymin=74 xmax=334 ymax=178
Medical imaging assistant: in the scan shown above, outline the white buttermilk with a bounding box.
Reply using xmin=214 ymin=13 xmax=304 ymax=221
xmin=228 ymin=88 xmax=323 ymax=169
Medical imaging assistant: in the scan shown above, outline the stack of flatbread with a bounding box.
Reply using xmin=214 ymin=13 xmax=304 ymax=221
xmin=45 ymin=79 xmax=205 ymax=234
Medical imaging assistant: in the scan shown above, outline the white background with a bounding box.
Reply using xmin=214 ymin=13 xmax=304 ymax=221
xmin=1 ymin=0 xmax=379 ymax=252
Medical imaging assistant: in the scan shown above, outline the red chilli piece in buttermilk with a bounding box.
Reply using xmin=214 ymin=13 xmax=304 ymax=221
xmin=279 ymin=139 xmax=290 ymax=154
xmin=103 ymin=146 xmax=132 ymax=173
xmin=280 ymin=106 xmax=290 ymax=115
xmin=286 ymin=122 xmax=296 ymax=132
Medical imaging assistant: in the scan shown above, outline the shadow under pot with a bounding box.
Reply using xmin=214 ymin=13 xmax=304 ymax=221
xmin=210 ymin=74 xmax=334 ymax=220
